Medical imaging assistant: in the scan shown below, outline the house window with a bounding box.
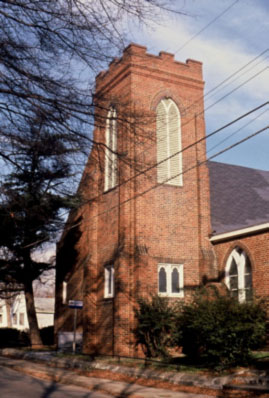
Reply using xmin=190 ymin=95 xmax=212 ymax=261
xmin=62 ymin=281 xmax=67 ymax=304
xmin=13 ymin=313 xmax=17 ymax=324
xmin=158 ymin=263 xmax=184 ymax=297
xmin=104 ymin=107 xmax=117 ymax=191
xmin=156 ymin=98 xmax=182 ymax=186
xmin=0 ymin=313 xmax=3 ymax=324
xmin=104 ymin=264 xmax=114 ymax=298
xmin=225 ymin=247 xmax=252 ymax=302
xmin=19 ymin=313 xmax=24 ymax=326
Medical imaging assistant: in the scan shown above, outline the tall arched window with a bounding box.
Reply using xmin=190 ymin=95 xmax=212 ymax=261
xmin=225 ymin=247 xmax=252 ymax=302
xmin=104 ymin=107 xmax=117 ymax=191
xmin=156 ymin=98 xmax=182 ymax=186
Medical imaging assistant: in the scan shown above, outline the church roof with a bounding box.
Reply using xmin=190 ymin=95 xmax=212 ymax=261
xmin=208 ymin=161 xmax=269 ymax=235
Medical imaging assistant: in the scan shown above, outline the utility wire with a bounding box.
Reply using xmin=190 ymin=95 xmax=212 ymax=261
xmin=24 ymin=106 xmax=269 ymax=244
xmin=133 ymin=57 xmax=269 ymax=163
xmin=104 ymin=101 xmax=269 ymax=203
xmin=90 ymin=48 xmax=269 ymax=171
xmin=173 ymin=0 xmax=240 ymax=55
xmin=207 ymin=108 xmax=269 ymax=154
xmin=62 ymin=103 xmax=269 ymax=233
xmin=69 ymin=124 xmax=269 ymax=233
xmin=204 ymin=67 xmax=268 ymax=113
xmin=204 ymin=54 xmax=269 ymax=104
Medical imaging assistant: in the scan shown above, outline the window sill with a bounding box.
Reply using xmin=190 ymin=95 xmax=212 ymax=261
xmin=158 ymin=292 xmax=184 ymax=298
xmin=103 ymin=185 xmax=118 ymax=194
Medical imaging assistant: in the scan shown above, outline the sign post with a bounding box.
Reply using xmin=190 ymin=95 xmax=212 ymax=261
xmin=68 ymin=300 xmax=83 ymax=354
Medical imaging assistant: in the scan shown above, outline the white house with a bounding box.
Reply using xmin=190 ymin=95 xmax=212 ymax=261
xmin=0 ymin=294 xmax=55 ymax=330
xmin=11 ymin=294 xmax=55 ymax=330
xmin=0 ymin=299 xmax=11 ymax=328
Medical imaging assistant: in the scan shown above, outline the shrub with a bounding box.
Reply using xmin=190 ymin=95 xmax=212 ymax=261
xmin=133 ymin=295 xmax=177 ymax=358
xmin=40 ymin=326 xmax=54 ymax=346
xmin=0 ymin=328 xmax=30 ymax=347
xmin=174 ymin=290 xmax=267 ymax=369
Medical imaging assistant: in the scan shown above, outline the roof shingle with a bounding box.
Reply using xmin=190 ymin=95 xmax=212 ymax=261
xmin=208 ymin=161 xmax=269 ymax=235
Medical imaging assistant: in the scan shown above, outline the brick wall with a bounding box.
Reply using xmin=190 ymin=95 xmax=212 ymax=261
xmin=55 ymin=43 xmax=214 ymax=356
xmin=212 ymin=231 xmax=269 ymax=301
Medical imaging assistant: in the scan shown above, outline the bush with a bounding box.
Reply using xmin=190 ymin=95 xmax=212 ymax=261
xmin=40 ymin=326 xmax=54 ymax=346
xmin=174 ymin=290 xmax=267 ymax=369
xmin=0 ymin=328 xmax=30 ymax=348
xmin=133 ymin=295 xmax=176 ymax=358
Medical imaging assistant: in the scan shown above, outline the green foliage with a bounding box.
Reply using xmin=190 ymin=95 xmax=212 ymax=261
xmin=174 ymin=290 xmax=267 ymax=369
xmin=0 ymin=328 xmax=30 ymax=348
xmin=133 ymin=295 xmax=177 ymax=358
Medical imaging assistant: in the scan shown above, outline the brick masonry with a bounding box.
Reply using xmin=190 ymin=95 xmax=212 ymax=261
xmin=212 ymin=232 xmax=269 ymax=302
xmin=54 ymin=43 xmax=269 ymax=357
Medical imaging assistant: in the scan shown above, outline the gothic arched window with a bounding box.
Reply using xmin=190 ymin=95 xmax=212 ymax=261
xmin=104 ymin=107 xmax=117 ymax=191
xmin=225 ymin=247 xmax=252 ymax=302
xmin=156 ymin=98 xmax=182 ymax=186
xmin=158 ymin=263 xmax=184 ymax=297
xmin=159 ymin=267 xmax=167 ymax=293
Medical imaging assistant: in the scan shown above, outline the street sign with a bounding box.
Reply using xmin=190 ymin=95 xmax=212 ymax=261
xmin=68 ymin=300 xmax=83 ymax=353
xmin=68 ymin=300 xmax=83 ymax=309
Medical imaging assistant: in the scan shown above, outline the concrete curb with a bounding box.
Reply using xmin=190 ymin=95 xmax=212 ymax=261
xmin=1 ymin=349 xmax=269 ymax=397
xmin=0 ymin=356 xmax=209 ymax=398
xmin=0 ymin=348 xmax=230 ymax=390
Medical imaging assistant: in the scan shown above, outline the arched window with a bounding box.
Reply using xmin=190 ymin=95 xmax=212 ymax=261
xmin=159 ymin=267 xmax=167 ymax=293
xmin=104 ymin=107 xmax=117 ymax=191
xmin=156 ymin=98 xmax=182 ymax=186
xmin=158 ymin=263 xmax=184 ymax=297
xmin=244 ymin=256 xmax=252 ymax=301
xmin=229 ymin=258 xmax=238 ymax=298
xmin=225 ymin=247 xmax=252 ymax=302
xmin=171 ymin=267 xmax=180 ymax=294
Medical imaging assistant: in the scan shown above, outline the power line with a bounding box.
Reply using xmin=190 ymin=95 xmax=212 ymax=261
xmin=25 ymin=103 xmax=269 ymax=246
xmin=70 ymin=123 xmax=269 ymax=233
xmin=204 ymin=54 xmax=269 ymax=105
xmin=91 ymin=46 xmax=269 ymax=174
xmin=207 ymin=108 xmax=269 ymax=154
xmin=173 ymin=0 xmax=240 ymax=55
xmin=72 ymin=101 xmax=267 ymax=210
xmin=204 ymin=66 xmax=268 ymax=113
xmin=63 ymin=102 xmax=269 ymax=233
xmin=132 ymin=54 xmax=269 ymax=165
xmin=110 ymin=101 xmax=269 ymax=201
xmin=36 ymin=97 xmax=269 ymax=235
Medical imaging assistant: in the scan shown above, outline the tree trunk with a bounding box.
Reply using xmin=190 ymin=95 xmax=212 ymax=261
xmin=24 ymin=281 xmax=43 ymax=348
xmin=6 ymin=300 xmax=12 ymax=327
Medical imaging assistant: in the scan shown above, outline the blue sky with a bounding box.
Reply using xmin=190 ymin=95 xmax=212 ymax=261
xmin=126 ymin=0 xmax=269 ymax=170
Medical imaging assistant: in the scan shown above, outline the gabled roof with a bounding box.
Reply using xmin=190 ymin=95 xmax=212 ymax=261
xmin=208 ymin=161 xmax=269 ymax=235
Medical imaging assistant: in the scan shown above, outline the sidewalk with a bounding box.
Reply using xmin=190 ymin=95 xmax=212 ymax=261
xmin=1 ymin=349 xmax=269 ymax=398
xmin=0 ymin=355 xmax=209 ymax=398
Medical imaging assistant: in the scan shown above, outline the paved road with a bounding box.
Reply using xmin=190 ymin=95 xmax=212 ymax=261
xmin=0 ymin=365 xmax=112 ymax=398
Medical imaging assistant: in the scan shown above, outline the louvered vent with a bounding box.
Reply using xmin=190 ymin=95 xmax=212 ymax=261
xmin=104 ymin=108 xmax=117 ymax=191
xmin=156 ymin=99 xmax=182 ymax=186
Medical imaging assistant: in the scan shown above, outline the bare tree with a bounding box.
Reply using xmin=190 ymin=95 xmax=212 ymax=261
xmin=0 ymin=0 xmax=181 ymax=347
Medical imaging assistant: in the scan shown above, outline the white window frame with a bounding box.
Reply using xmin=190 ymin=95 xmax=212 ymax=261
xmin=225 ymin=248 xmax=252 ymax=303
xmin=19 ymin=312 xmax=24 ymax=326
xmin=158 ymin=263 xmax=184 ymax=298
xmin=156 ymin=99 xmax=182 ymax=186
xmin=104 ymin=108 xmax=117 ymax=192
xmin=62 ymin=281 xmax=67 ymax=304
xmin=104 ymin=264 xmax=115 ymax=298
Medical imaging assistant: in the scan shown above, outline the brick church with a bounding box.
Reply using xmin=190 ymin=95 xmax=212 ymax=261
xmin=55 ymin=44 xmax=269 ymax=356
